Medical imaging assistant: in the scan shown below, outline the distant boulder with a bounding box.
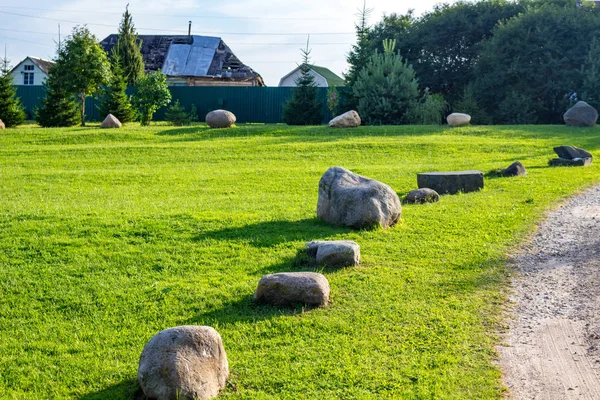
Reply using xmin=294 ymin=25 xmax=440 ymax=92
xmin=404 ymin=188 xmax=440 ymax=204
xmin=0 ymin=120 xmax=4 ymax=129
xmin=329 ymin=110 xmax=361 ymax=128
xmin=447 ymin=113 xmax=471 ymax=127
xmin=138 ymin=326 xmax=229 ymax=400
xmin=501 ymin=161 xmax=527 ymax=177
xmin=563 ymin=101 xmax=598 ymax=127
xmin=254 ymin=272 xmax=330 ymax=307
xmin=100 ymin=114 xmax=122 ymax=129
xmin=206 ymin=110 xmax=236 ymax=128
xmin=317 ymin=167 xmax=401 ymax=230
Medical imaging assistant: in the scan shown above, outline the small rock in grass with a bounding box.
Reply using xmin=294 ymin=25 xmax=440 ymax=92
xmin=404 ymin=188 xmax=440 ymax=204
xmin=553 ymin=146 xmax=592 ymax=160
xmin=328 ymin=110 xmax=361 ymax=128
xmin=138 ymin=325 xmax=229 ymax=400
xmin=447 ymin=113 xmax=471 ymax=127
xmin=306 ymin=240 xmax=360 ymax=267
xmin=206 ymin=109 xmax=236 ymax=128
xmin=549 ymin=158 xmax=592 ymax=167
xmin=254 ymin=272 xmax=330 ymax=307
xmin=502 ymin=161 xmax=527 ymax=177
xmin=317 ymin=166 xmax=401 ymax=230
xmin=100 ymin=114 xmax=122 ymax=128
xmin=563 ymin=101 xmax=598 ymax=127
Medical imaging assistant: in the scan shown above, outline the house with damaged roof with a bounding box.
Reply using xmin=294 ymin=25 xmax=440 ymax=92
xmin=100 ymin=35 xmax=264 ymax=87
xmin=10 ymin=57 xmax=55 ymax=86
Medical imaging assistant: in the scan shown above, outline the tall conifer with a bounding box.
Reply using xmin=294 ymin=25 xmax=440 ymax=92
xmin=116 ymin=5 xmax=145 ymax=86
xmin=0 ymin=57 xmax=26 ymax=127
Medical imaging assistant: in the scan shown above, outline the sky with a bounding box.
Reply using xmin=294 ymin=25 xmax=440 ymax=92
xmin=0 ymin=0 xmax=457 ymax=86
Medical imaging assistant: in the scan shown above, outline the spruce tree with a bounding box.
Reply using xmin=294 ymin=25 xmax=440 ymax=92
xmin=283 ymin=38 xmax=323 ymax=125
xmin=0 ymin=57 xmax=26 ymax=127
xmin=353 ymin=39 xmax=419 ymax=125
xmin=116 ymin=4 xmax=145 ymax=86
xmin=98 ymin=50 xmax=135 ymax=123
xmin=36 ymin=58 xmax=79 ymax=127
xmin=453 ymin=85 xmax=492 ymax=125
xmin=343 ymin=1 xmax=373 ymax=111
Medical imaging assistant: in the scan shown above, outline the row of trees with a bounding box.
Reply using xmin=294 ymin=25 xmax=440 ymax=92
xmin=344 ymin=0 xmax=600 ymax=125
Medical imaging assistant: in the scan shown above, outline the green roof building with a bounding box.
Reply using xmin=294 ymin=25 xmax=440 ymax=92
xmin=278 ymin=64 xmax=345 ymax=87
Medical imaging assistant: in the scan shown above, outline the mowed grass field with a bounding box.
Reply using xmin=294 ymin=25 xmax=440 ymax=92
xmin=1 ymin=123 xmax=599 ymax=399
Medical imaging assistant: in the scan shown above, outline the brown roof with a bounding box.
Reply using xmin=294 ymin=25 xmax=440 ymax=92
xmin=28 ymin=57 xmax=55 ymax=74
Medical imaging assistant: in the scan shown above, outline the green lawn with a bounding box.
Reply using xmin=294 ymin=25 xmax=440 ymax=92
xmin=0 ymin=123 xmax=599 ymax=399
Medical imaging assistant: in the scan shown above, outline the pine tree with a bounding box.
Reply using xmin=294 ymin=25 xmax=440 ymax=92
xmin=581 ymin=36 xmax=600 ymax=111
xmin=353 ymin=39 xmax=419 ymax=125
xmin=453 ymin=85 xmax=492 ymax=125
xmin=98 ymin=50 xmax=135 ymax=123
xmin=283 ymin=38 xmax=323 ymax=125
xmin=0 ymin=57 xmax=26 ymax=127
xmin=36 ymin=59 xmax=79 ymax=128
xmin=116 ymin=4 xmax=145 ymax=86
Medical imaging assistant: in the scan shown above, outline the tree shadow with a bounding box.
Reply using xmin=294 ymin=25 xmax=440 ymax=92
xmin=80 ymin=379 xmax=143 ymax=400
xmin=192 ymin=218 xmax=352 ymax=248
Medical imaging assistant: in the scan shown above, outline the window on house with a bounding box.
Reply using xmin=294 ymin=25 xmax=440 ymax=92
xmin=24 ymin=65 xmax=34 ymax=71
xmin=23 ymin=72 xmax=34 ymax=85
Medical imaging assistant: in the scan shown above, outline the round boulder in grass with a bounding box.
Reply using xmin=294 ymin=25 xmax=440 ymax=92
xmin=317 ymin=166 xmax=401 ymax=230
xmin=206 ymin=109 xmax=236 ymax=128
xmin=447 ymin=113 xmax=471 ymax=127
xmin=328 ymin=110 xmax=361 ymax=128
xmin=254 ymin=272 xmax=330 ymax=307
xmin=100 ymin=114 xmax=122 ymax=129
xmin=138 ymin=326 xmax=229 ymax=400
xmin=404 ymin=188 xmax=440 ymax=204
xmin=563 ymin=101 xmax=598 ymax=127
xmin=306 ymin=240 xmax=360 ymax=268
xmin=501 ymin=161 xmax=527 ymax=177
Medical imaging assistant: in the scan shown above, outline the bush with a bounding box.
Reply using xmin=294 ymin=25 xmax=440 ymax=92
xmin=497 ymin=91 xmax=539 ymax=125
xmin=165 ymin=100 xmax=198 ymax=126
xmin=132 ymin=72 xmax=171 ymax=126
xmin=407 ymin=90 xmax=447 ymax=125
xmin=453 ymin=86 xmax=492 ymax=125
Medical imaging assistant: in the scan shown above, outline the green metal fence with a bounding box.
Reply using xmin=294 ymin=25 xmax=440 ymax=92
xmin=16 ymin=86 xmax=340 ymax=124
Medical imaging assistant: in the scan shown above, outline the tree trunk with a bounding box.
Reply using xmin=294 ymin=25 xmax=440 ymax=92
xmin=79 ymin=93 xmax=86 ymax=127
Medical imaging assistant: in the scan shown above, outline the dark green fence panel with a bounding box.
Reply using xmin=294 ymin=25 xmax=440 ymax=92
xmin=16 ymin=86 xmax=338 ymax=124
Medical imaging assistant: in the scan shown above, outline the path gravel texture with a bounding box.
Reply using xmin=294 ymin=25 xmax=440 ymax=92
xmin=501 ymin=186 xmax=600 ymax=399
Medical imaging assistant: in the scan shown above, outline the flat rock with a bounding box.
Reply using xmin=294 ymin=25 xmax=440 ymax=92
xmin=0 ymin=119 xmax=5 ymax=129
xmin=305 ymin=240 xmax=360 ymax=267
xmin=564 ymin=101 xmax=598 ymax=127
xmin=138 ymin=326 xmax=229 ymax=400
xmin=100 ymin=114 xmax=122 ymax=128
xmin=328 ymin=110 xmax=361 ymax=128
xmin=206 ymin=109 xmax=236 ymax=128
xmin=317 ymin=166 xmax=401 ymax=230
xmin=554 ymin=146 xmax=593 ymax=160
xmin=417 ymin=171 xmax=484 ymax=195
xmin=447 ymin=113 xmax=471 ymax=127
xmin=404 ymin=188 xmax=440 ymax=204
xmin=254 ymin=272 xmax=330 ymax=307
xmin=549 ymin=158 xmax=592 ymax=167
xmin=502 ymin=161 xmax=527 ymax=177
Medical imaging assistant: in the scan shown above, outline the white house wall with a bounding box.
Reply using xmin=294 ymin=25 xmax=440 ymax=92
xmin=279 ymin=69 xmax=329 ymax=88
xmin=11 ymin=59 xmax=48 ymax=86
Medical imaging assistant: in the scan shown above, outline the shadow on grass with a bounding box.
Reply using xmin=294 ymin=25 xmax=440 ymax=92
xmin=80 ymin=379 xmax=143 ymax=400
xmin=192 ymin=218 xmax=352 ymax=248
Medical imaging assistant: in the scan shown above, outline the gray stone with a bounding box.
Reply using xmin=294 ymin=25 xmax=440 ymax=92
xmin=447 ymin=113 xmax=471 ymax=127
xmin=502 ymin=161 xmax=527 ymax=177
xmin=206 ymin=109 xmax=236 ymax=128
xmin=0 ymin=119 xmax=4 ymax=129
xmin=138 ymin=326 xmax=229 ymax=400
xmin=306 ymin=240 xmax=360 ymax=267
xmin=254 ymin=272 xmax=330 ymax=307
xmin=417 ymin=171 xmax=484 ymax=195
xmin=564 ymin=101 xmax=598 ymax=127
xmin=100 ymin=114 xmax=122 ymax=129
xmin=549 ymin=158 xmax=592 ymax=167
xmin=553 ymin=146 xmax=592 ymax=160
xmin=404 ymin=188 xmax=440 ymax=204
xmin=317 ymin=167 xmax=401 ymax=230
xmin=328 ymin=110 xmax=361 ymax=128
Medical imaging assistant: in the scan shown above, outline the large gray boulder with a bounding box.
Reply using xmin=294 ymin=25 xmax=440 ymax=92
xmin=501 ymin=161 xmax=527 ymax=177
xmin=553 ymin=146 xmax=592 ymax=160
xmin=100 ymin=114 xmax=122 ymax=129
xmin=404 ymin=188 xmax=440 ymax=204
xmin=317 ymin=167 xmax=401 ymax=230
xmin=447 ymin=113 xmax=471 ymax=127
xmin=417 ymin=171 xmax=484 ymax=195
xmin=138 ymin=326 xmax=229 ymax=400
xmin=206 ymin=110 xmax=236 ymax=128
xmin=328 ymin=110 xmax=361 ymax=128
xmin=254 ymin=272 xmax=330 ymax=307
xmin=563 ymin=101 xmax=598 ymax=127
xmin=306 ymin=240 xmax=360 ymax=267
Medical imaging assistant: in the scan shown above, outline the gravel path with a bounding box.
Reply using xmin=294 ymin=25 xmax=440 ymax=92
xmin=500 ymin=185 xmax=600 ymax=399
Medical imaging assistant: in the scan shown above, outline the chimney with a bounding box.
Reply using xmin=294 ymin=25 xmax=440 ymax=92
xmin=188 ymin=21 xmax=192 ymax=37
